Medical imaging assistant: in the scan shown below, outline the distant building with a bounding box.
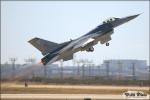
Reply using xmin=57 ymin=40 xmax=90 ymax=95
xmin=1 ymin=59 xmax=149 ymax=80
xmin=101 ymin=60 xmax=148 ymax=80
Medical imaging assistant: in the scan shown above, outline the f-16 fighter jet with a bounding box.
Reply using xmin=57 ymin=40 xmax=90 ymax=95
xmin=29 ymin=14 xmax=140 ymax=65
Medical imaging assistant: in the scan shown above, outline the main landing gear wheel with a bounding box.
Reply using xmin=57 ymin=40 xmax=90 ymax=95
xmin=106 ymin=42 xmax=109 ymax=46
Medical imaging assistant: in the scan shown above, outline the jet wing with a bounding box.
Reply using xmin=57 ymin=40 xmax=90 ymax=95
xmin=72 ymin=33 xmax=99 ymax=50
xmin=73 ymin=29 xmax=114 ymax=51
xmin=72 ymin=38 xmax=93 ymax=50
xmin=79 ymin=39 xmax=98 ymax=51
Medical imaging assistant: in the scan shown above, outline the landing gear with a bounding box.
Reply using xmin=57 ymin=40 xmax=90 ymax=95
xmin=106 ymin=42 xmax=109 ymax=46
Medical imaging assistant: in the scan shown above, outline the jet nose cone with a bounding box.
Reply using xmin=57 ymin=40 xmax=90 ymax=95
xmin=112 ymin=14 xmax=141 ymax=28
xmin=126 ymin=14 xmax=141 ymax=21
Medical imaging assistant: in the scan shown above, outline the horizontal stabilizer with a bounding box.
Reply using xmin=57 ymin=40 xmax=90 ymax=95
xmin=28 ymin=37 xmax=59 ymax=55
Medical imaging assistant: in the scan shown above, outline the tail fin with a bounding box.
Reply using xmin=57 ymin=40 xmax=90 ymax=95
xmin=28 ymin=37 xmax=59 ymax=55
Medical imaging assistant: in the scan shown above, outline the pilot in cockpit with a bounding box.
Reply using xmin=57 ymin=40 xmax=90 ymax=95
xmin=103 ymin=17 xmax=119 ymax=24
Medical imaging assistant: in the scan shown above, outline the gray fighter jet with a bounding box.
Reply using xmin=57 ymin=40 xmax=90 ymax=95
xmin=28 ymin=14 xmax=140 ymax=65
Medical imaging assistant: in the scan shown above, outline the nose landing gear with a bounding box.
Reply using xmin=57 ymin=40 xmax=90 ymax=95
xmin=106 ymin=42 xmax=109 ymax=46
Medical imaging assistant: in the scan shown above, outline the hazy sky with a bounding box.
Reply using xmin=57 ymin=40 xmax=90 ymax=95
xmin=1 ymin=1 xmax=149 ymax=66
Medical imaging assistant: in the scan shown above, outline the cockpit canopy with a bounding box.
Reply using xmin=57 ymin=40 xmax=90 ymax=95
xmin=103 ymin=17 xmax=119 ymax=24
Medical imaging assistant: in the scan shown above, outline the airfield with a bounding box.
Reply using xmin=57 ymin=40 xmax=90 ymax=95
xmin=0 ymin=94 xmax=130 ymax=100
xmin=1 ymin=82 xmax=150 ymax=100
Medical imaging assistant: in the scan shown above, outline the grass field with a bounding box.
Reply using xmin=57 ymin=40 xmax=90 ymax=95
xmin=1 ymin=82 xmax=150 ymax=94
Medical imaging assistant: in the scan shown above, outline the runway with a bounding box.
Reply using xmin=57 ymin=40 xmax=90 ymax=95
xmin=1 ymin=94 xmax=123 ymax=99
xmin=1 ymin=83 xmax=149 ymax=99
xmin=1 ymin=94 xmax=149 ymax=100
